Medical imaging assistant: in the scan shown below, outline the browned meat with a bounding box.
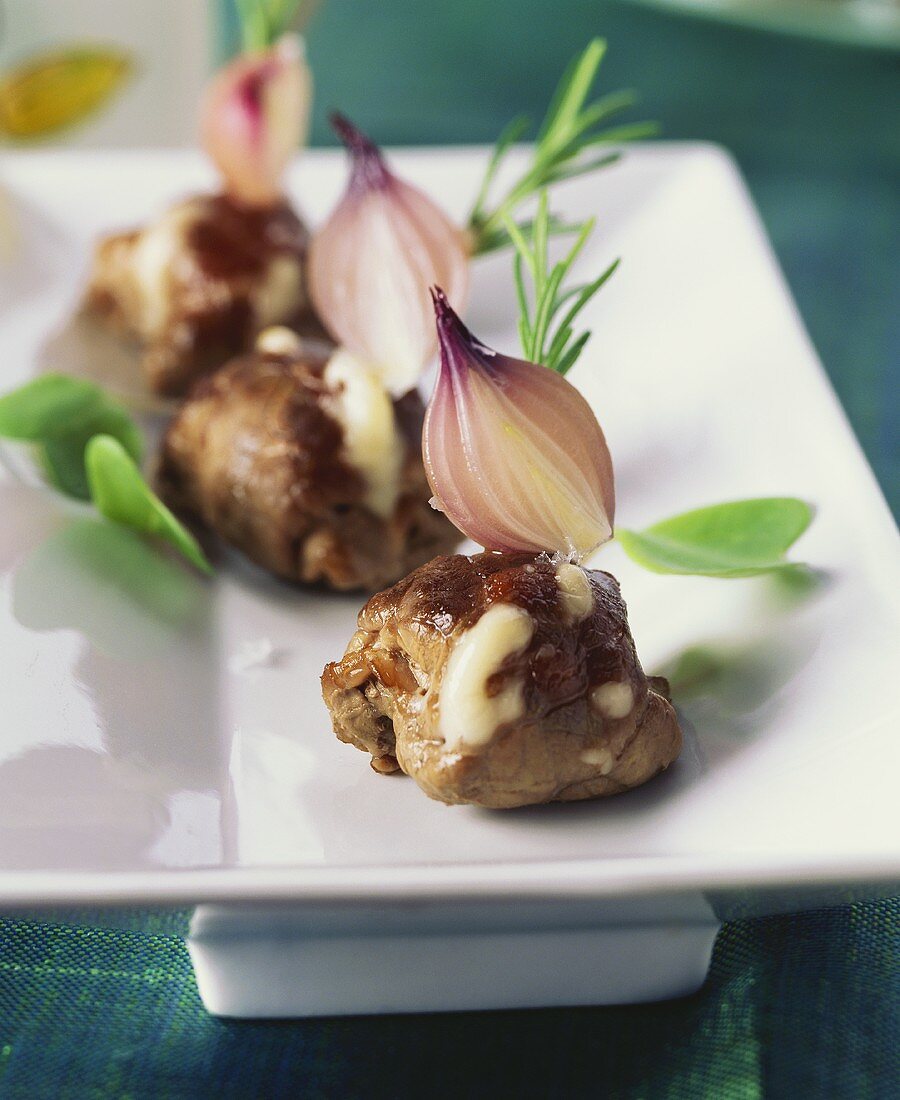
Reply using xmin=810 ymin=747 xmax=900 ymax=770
xmin=158 ymin=341 xmax=460 ymax=591
xmin=322 ymin=552 xmax=682 ymax=808
xmin=84 ymin=193 xmax=312 ymax=397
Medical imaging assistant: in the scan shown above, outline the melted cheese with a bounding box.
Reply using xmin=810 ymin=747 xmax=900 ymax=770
xmin=590 ymin=680 xmax=634 ymax=720
xmin=253 ymin=254 xmax=304 ymax=327
xmin=256 ymin=325 xmax=303 ymax=356
xmin=439 ymin=603 xmax=534 ymax=752
xmin=130 ymin=200 xmax=200 ymax=336
xmin=323 ymin=350 xmax=403 ymax=518
xmin=131 ymin=199 xmax=303 ymax=339
xmin=581 ymin=747 xmax=614 ymax=774
xmin=556 ymin=562 xmax=594 ymax=621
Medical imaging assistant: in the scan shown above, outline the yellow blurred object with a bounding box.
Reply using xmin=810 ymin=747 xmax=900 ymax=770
xmin=0 ymin=47 xmax=132 ymax=140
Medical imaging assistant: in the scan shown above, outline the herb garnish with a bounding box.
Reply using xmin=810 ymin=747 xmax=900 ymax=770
xmin=86 ymin=436 xmax=212 ymax=575
xmin=0 ymin=374 xmax=211 ymax=572
xmin=235 ymin=0 xmax=312 ymax=51
xmin=501 ymin=207 xmax=815 ymax=576
xmin=616 ymin=499 xmax=815 ymax=578
xmin=467 ymin=38 xmax=656 ymax=255
xmin=505 ymin=192 xmax=617 ymax=375
xmin=0 ymin=374 xmax=142 ymax=499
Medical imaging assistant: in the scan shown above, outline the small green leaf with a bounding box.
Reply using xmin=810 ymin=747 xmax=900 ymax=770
xmin=40 ymin=439 xmax=93 ymax=499
xmin=43 ymin=401 xmax=142 ymax=499
xmin=0 ymin=375 xmax=102 ymax=439
xmin=468 ymin=114 xmax=530 ymax=228
xmin=0 ymin=374 xmax=142 ymax=499
xmin=86 ymin=435 xmax=212 ymax=574
xmin=538 ymin=38 xmax=606 ymax=155
xmin=616 ymin=498 xmax=814 ymax=577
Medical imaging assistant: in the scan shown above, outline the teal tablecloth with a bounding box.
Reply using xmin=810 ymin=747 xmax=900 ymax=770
xmin=0 ymin=901 xmax=897 ymax=1097
xmin=2 ymin=2 xmax=898 ymax=1095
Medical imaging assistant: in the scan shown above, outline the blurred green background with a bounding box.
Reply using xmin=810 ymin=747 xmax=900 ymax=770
xmin=222 ymin=0 xmax=899 ymax=513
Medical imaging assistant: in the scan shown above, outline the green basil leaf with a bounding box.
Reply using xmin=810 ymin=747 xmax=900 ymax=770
xmin=39 ymin=438 xmax=93 ymax=499
xmin=616 ymin=497 xmax=813 ymax=577
xmin=0 ymin=374 xmax=142 ymax=499
xmin=41 ymin=408 xmax=143 ymax=500
xmin=0 ymin=374 xmax=104 ymax=439
xmin=85 ymin=435 xmax=212 ymax=574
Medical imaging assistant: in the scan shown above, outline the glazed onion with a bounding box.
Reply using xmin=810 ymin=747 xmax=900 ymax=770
xmin=423 ymin=289 xmax=615 ymax=559
xmin=308 ymin=113 xmax=469 ymax=396
xmin=200 ymin=35 xmax=310 ymax=207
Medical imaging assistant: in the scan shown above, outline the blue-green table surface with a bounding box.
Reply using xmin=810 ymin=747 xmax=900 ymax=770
xmin=0 ymin=901 xmax=896 ymax=1098
xmin=2 ymin=2 xmax=898 ymax=1096
xmin=295 ymin=0 xmax=899 ymax=514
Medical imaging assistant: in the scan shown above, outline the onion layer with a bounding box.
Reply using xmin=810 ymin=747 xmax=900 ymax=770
xmin=423 ymin=289 xmax=615 ymax=559
xmin=200 ymin=35 xmax=310 ymax=208
xmin=308 ymin=114 xmax=469 ymax=396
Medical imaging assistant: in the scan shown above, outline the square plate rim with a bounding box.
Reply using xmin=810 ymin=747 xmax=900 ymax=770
xmin=0 ymin=142 xmax=897 ymax=911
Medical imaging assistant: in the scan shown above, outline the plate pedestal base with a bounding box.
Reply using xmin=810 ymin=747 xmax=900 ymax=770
xmin=188 ymin=902 xmax=720 ymax=1018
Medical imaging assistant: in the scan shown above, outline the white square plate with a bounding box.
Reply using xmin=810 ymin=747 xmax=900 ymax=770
xmin=0 ymin=144 xmax=898 ymax=922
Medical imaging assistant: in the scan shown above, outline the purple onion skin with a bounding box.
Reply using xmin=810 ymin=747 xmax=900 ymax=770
xmin=423 ymin=287 xmax=616 ymax=558
xmin=329 ymin=112 xmax=392 ymax=193
xmin=308 ymin=134 xmax=471 ymax=395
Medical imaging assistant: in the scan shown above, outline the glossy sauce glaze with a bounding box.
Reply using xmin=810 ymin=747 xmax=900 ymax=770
xmin=352 ymin=552 xmax=646 ymax=723
xmin=323 ymin=552 xmax=682 ymax=808
xmin=85 ymin=193 xmax=312 ymax=396
xmin=185 ymin=194 xmax=308 ymax=280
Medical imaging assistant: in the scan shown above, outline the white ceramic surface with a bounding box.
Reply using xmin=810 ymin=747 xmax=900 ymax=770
xmin=0 ymin=145 xmax=898 ymax=923
xmin=188 ymin=901 xmax=722 ymax=1017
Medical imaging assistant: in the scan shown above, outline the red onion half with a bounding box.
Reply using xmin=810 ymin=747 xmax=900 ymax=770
xmin=423 ymin=289 xmax=615 ymax=560
xmin=308 ymin=114 xmax=469 ymax=396
xmin=200 ymin=35 xmax=310 ymax=208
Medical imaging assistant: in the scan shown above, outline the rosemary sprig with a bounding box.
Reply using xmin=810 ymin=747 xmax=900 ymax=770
xmin=505 ymin=192 xmax=618 ymax=375
xmin=234 ymin=0 xmax=310 ymax=51
xmin=468 ymin=38 xmax=656 ymax=256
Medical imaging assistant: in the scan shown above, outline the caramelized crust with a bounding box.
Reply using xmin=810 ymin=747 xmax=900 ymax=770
xmin=158 ymin=351 xmax=460 ymax=591
xmin=84 ymin=194 xmax=311 ymax=396
xmin=322 ymin=552 xmax=682 ymax=808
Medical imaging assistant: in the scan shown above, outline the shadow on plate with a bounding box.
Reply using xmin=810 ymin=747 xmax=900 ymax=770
xmin=481 ymin=576 xmax=823 ymax=830
xmin=0 ymin=744 xmax=171 ymax=871
xmin=37 ymin=308 xmax=175 ymax=415
xmin=12 ymin=515 xmax=209 ymax=657
xmin=220 ymin=540 xmax=375 ymax=615
xmin=661 ymin=640 xmax=819 ymax=765
xmin=0 ymin=502 xmax=226 ymax=870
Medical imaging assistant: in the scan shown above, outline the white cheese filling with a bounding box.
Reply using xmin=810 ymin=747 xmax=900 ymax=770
xmin=252 ymin=254 xmax=304 ymax=328
xmin=256 ymin=325 xmax=303 ymax=356
xmin=131 ymin=200 xmax=303 ymax=339
xmin=323 ymin=349 xmax=403 ymax=519
xmin=580 ymin=747 xmax=614 ymax=774
xmin=439 ymin=603 xmax=534 ymax=752
xmin=555 ymin=562 xmax=594 ymax=621
xmin=590 ymin=680 xmax=634 ymax=719
xmin=130 ymin=199 xmax=201 ymax=337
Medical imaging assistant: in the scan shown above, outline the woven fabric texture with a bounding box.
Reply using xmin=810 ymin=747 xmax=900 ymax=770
xmin=0 ymin=900 xmax=897 ymax=1098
